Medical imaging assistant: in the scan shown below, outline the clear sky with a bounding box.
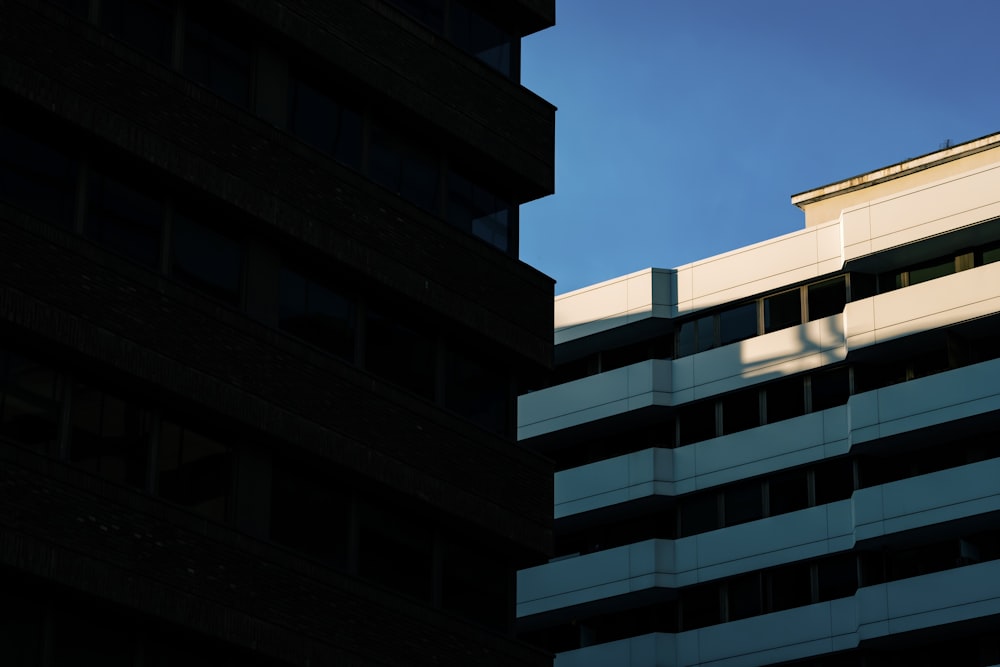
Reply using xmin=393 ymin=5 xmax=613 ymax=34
xmin=519 ymin=0 xmax=1000 ymax=295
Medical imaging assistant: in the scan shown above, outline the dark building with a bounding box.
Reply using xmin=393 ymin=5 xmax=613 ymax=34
xmin=0 ymin=0 xmax=555 ymax=664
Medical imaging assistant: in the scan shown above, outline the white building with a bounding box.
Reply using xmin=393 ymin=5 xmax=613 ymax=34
xmin=517 ymin=134 xmax=1000 ymax=666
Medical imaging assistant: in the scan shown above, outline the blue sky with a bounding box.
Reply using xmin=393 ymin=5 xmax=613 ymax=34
xmin=520 ymin=0 xmax=1000 ymax=294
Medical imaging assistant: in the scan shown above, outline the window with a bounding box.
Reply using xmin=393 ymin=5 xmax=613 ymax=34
xmin=100 ymin=0 xmax=174 ymax=64
xmin=765 ymin=375 xmax=805 ymax=423
xmin=808 ymin=276 xmax=846 ymax=320
xmin=442 ymin=538 xmax=509 ymax=630
xmin=170 ymin=212 xmax=243 ymax=305
xmin=677 ymin=400 xmax=716 ymax=445
xmin=450 ymin=2 xmax=513 ymax=76
xmin=369 ymin=125 xmax=441 ymax=213
xmin=357 ymin=500 xmax=433 ymax=600
xmin=288 ymin=74 xmax=363 ymax=169
xmin=680 ymin=583 xmax=721 ymax=630
xmin=157 ymin=420 xmax=232 ymax=521
xmin=765 ymin=562 xmax=812 ymax=612
xmin=816 ymin=555 xmax=857 ymax=602
xmin=768 ymin=468 xmax=809 ymax=516
xmin=70 ymin=383 xmax=149 ymax=489
xmin=680 ymin=492 xmax=718 ymax=537
xmin=365 ymin=308 xmax=436 ymax=399
xmin=278 ymin=267 xmax=355 ymax=361
xmin=447 ymin=168 xmax=510 ymax=251
xmin=0 ymin=350 xmax=60 ymax=450
xmin=719 ymin=302 xmax=757 ymax=346
xmin=51 ymin=0 xmax=89 ymax=17
xmin=721 ymin=390 xmax=759 ymax=435
xmin=814 ymin=458 xmax=854 ymax=506
xmin=0 ymin=121 xmax=78 ymax=228
xmin=726 ymin=572 xmax=762 ymax=620
xmin=183 ymin=10 xmax=253 ymax=108
xmin=724 ymin=481 xmax=763 ymax=527
xmin=85 ymin=170 xmax=164 ymax=268
xmin=270 ymin=456 xmax=351 ymax=568
xmin=764 ymin=289 xmax=801 ymax=333
xmin=444 ymin=344 xmax=508 ymax=434
xmin=810 ymin=366 xmax=850 ymax=412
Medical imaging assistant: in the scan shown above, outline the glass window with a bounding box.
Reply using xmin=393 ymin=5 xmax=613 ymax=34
xmin=695 ymin=314 xmax=715 ymax=352
xmin=51 ymin=0 xmax=89 ymax=17
xmin=677 ymin=400 xmax=716 ymax=445
xmin=447 ymin=169 xmax=509 ymax=251
xmin=908 ymin=257 xmax=954 ymax=286
xmin=680 ymin=492 xmax=718 ymax=537
xmin=724 ymin=481 xmax=763 ymax=527
xmin=445 ymin=345 xmax=508 ymax=434
xmin=157 ymin=420 xmax=231 ymax=521
xmin=721 ymin=390 xmax=759 ymax=435
xmin=0 ymin=350 xmax=60 ymax=450
xmin=450 ymin=2 xmax=513 ymax=76
xmin=70 ymin=384 xmax=149 ymax=489
xmin=365 ymin=309 xmax=436 ymax=399
xmin=270 ymin=457 xmax=350 ymax=567
xmin=817 ymin=555 xmax=857 ymax=602
xmin=982 ymin=244 xmax=1000 ymax=266
xmin=442 ymin=538 xmax=509 ymax=630
xmin=765 ymin=375 xmax=805 ymax=423
xmin=768 ymin=468 xmax=808 ymax=516
xmin=50 ymin=608 xmax=133 ymax=667
xmin=278 ymin=267 xmax=355 ymax=361
xmin=357 ymin=500 xmax=433 ymax=600
xmin=369 ymin=125 xmax=441 ymax=213
xmin=100 ymin=0 xmax=174 ymax=64
xmin=676 ymin=320 xmax=696 ymax=357
xmin=680 ymin=583 xmax=721 ymax=630
xmin=911 ymin=347 xmax=950 ymax=379
xmin=814 ymin=458 xmax=854 ymax=505
xmin=726 ymin=572 xmax=761 ymax=621
xmin=170 ymin=212 xmax=243 ymax=305
xmin=766 ymin=562 xmax=812 ymax=612
xmin=810 ymin=366 xmax=850 ymax=411
xmin=764 ymin=289 xmax=802 ymax=333
xmin=384 ymin=0 xmax=445 ymax=33
xmin=183 ymin=11 xmax=253 ymax=108
xmin=719 ymin=302 xmax=757 ymax=346
xmin=288 ymin=75 xmax=363 ymax=169
xmin=808 ymin=276 xmax=847 ymax=320
xmin=85 ymin=170 xmax=163 ymax=268
xmin=0 ymin=121 xmax=78 ymax=228
xmin=0 ymin=570 xmax=44 ymax=665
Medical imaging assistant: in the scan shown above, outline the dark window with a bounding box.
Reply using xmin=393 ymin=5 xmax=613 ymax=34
xmin=764 ymin=289 xmax=802 ymax=333
xmin=183 ymin=11 xmax=253 ymax=108
xmin=765 ymin=562 xmax=812 ymax=612
xmin=680 ymin=492 xmax=719 ymax=537
xmin=853 ymin=359 xmax=906 ymax=393
xmin=695 ymin=314 xmax=715 ymax=352
xmin=50 ymin=608 xmax=133 ymax=667
xmin=278 ymin=267 xmax=355 ymax=361
xmin=911 ymin=347 xmax=951 ymax=379
xmin=721 ymin=390 xmax=759 ymax=435
xmin=450 ymin=2 xmax=513 ymax=76
xmin=677 ymin=400 xmax=716 ymax=445
xmin=288 ymin=75 xmax=363 ymax=169
xmin=768 ymin=468 xmax=809 ymax=515
xmin=765 ymin=375 xmax=805 ymax=423
xmin=51 ymin=0 xmax=89 ymax=17
xmin=270 ymin=457 xmax=350 ymax=568
xmin=680 ymin=583 xmax=721 ymax=630
xmin=849 ymin=272 xmax=877 ymax=301
xmin=70 ymin=384 xmax=149 ymax=489
xmin=0 ymin=121 xmax=78 ymax=228
xmin=810 ymin=366 xmax=850 ymax=411
xmin=157 ymin=420 xmax=231 ymax=521
xmin=817 ymin=555 xmax=857 ymax=602
xmin=908 ymin=257 xmax=954 ymax=286
xmin=814 ymin=458 xmax=854 ymax=506
xmin=0 ymin=574 xmax=44 ymax=665
xmin=724 ymin=480 xmax=763 ymax=527
xmin=442 ymin=538 xmax=509 ymax=630
xmin=447 ymin=169 xmax=510 ymax=251
xmin=445 ymin=345 xmax=508 ymax=434
xmin=719 ymin=302 xmax=758 ymax=346
xmin=676 ymin=319 xmax=696 ymax=357
xmin=369 ymin=125 xmax=441 ymax=213
xmin=100 ymin=0 xmax=174 ymax=64
xmin=808 ymin=276 xmax=847 ymax=320
xmin=85 ymin=170 xmax=163 ymax=268
xmin=982 ymin=244 xmax=1000 ymax=266
xmin=170 ymin=212 xmax=243 ymax=305
xmin=727 ymin=572 xmax=762 ymax=620
xmin=365 ymin=309 xmax=436 ymax=399
xmin=0 ymin=350 xmax=60 ymax=450
xmin=385 ymin=0 xmax=446 ymax=34
xmin=357 ymin=500 xmax=433 ymax=600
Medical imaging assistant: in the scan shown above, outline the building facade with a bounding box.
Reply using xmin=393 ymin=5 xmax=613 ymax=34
xmin=517 ymin=134 xmax=1000 ymax=666
xmin=0 ymin=0 xmax=556 ymax=665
